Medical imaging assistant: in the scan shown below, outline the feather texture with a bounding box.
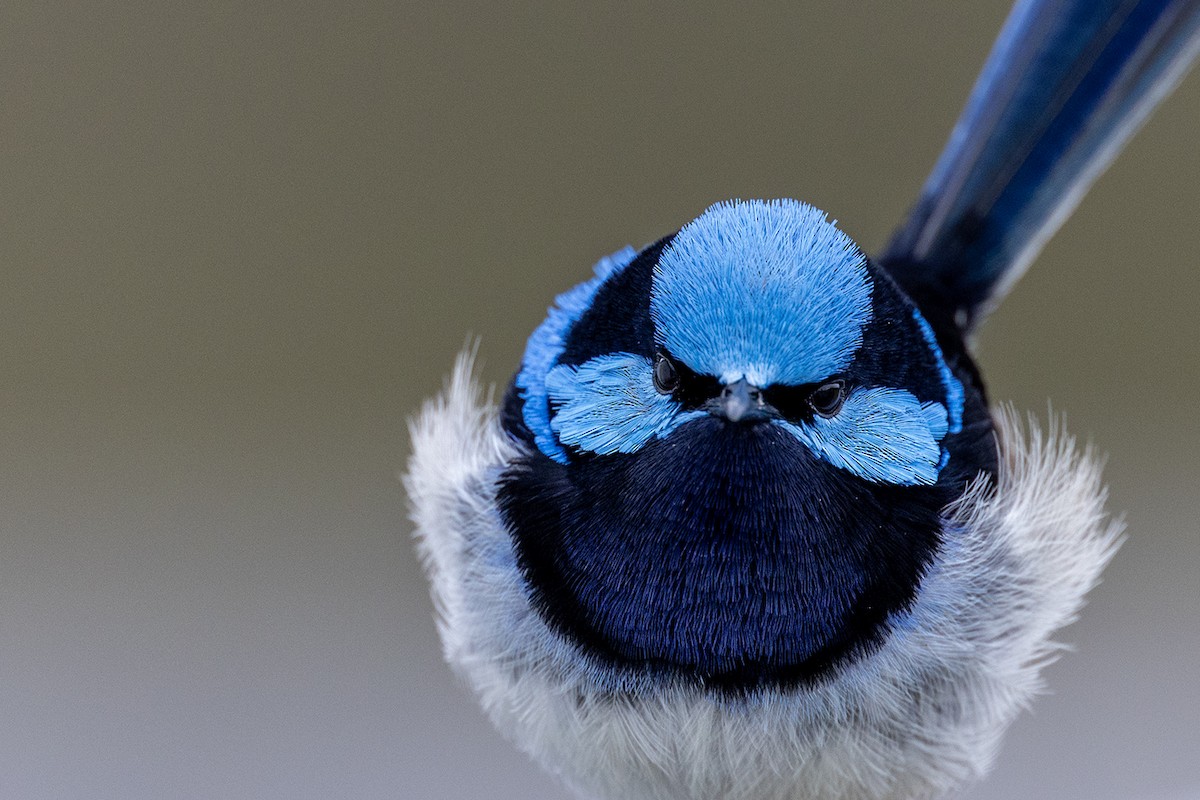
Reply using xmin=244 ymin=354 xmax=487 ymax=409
xmin=653 ymin=200 xmax=872 ymax=387
xmin=405 ymin=350 xmax=1121 ymax=800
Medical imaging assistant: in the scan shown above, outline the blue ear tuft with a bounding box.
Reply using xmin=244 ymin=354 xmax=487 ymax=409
xmin=781 ymin=388 xmax=949 ymax=486
xmin=652 ymin=200 xmax=872 ymax=386
xmin=546 ymin=353 xmax=703 ymax=456
xmin=517 ymin=246 xmax=638 ymax=463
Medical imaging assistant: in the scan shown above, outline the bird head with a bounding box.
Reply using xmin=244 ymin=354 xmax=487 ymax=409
xmin=499 ymin=199 xmax=996 ymax=690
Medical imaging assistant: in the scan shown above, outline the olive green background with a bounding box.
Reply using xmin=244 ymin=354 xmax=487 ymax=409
xmin=2 ymin=2 xmax=1197 ymax=799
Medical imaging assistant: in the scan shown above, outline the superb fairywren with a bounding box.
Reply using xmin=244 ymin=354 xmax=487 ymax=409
xmin=406 ymin=1 xmax=1200 ymax=798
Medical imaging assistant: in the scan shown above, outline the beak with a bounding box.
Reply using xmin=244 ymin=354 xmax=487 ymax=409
xmin=718 ymin=378 xmax=767 ymax=422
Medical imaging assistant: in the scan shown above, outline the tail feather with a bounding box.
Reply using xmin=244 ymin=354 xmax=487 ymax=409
xmin=881 ymin=0 xmax=1200 ymax=329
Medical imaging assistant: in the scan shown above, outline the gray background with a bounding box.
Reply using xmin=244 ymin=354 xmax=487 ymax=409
xmin=1 ymin=2 xmax=1197 ymax=799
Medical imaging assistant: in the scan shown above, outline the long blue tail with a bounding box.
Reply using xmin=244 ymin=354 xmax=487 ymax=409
xmin=881 ymin=0 xmax=1200 ymax=329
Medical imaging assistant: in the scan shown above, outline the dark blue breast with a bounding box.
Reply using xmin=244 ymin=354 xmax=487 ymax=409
xmin=498 ymin=413 xmax=953 ymax=690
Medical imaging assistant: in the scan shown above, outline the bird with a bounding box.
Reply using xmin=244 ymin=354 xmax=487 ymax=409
xmin=405 ymin=2 xmax=1200 ymax=799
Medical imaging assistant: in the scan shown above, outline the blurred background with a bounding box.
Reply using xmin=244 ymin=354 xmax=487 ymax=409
xmin=1 ymin=2 xmax=1197 ymax=798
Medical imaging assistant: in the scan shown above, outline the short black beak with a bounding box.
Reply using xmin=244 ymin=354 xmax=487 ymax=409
xmin=718 ymin=378 xmax=767 ymax=422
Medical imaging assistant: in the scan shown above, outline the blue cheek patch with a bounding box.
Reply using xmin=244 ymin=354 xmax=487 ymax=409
xmin=516 ymin=247 xmax=638 ymax=462
xmin=781 ymin=388 xmax=950 ymax=486
xmin=545 ymin=353 xmax=703 ymax=459
xmin=651 ymin=199 xmax=872 ymax=387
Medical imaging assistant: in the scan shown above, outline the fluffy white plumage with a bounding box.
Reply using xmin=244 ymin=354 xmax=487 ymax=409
xmin=405 ymin=348 xmax=1121 ymax=800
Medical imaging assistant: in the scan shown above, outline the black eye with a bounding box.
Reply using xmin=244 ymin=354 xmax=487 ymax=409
xmin=652 ymin=352 xmax=679 ymax=394
xmin=808 ymin=380 xmax=846 ymax=417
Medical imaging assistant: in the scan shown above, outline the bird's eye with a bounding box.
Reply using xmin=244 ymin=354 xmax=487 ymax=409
xmin=808 ymin=380 xmax=846 ymax=417
xmin=653 ymin=352 xmax=680 ymax=394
